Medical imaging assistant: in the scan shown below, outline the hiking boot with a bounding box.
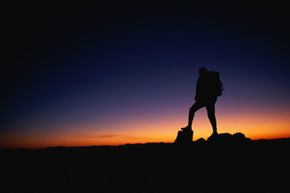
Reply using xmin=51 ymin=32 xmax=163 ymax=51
xmin=181 ymin=126 xmax=192 ymax=131
xmin=208 ymin=132 xmax=218 ymax=140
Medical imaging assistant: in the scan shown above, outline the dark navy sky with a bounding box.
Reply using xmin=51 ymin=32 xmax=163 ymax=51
xmin=2 ymin=0 xmax=290 ymax=147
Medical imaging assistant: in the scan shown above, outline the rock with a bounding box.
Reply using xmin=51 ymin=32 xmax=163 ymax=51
xmin=233 ymin=132 xmax=251 ymax=141
xmin=195 ymin=138 xmax=206 ymax=144
xmin=174 ymin=128 xmax=193 ymax=144
xmin=207 ymin=132 xmax=251 ymax=144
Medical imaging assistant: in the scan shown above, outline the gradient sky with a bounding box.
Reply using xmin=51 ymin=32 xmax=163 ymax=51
xmin=1 ymin=0 xmax=290 ymax=148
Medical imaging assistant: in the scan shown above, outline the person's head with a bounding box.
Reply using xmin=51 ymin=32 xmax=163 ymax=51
xmin=199 ymin=67 xmax=208 ymax=76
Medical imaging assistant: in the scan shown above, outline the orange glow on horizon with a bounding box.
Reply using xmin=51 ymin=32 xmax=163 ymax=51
xmin=1 ymin=109 xmax=290 ymax=148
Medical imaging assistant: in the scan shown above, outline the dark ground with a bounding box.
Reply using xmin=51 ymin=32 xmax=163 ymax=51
xmin=1 ymin=137 xmax=290 ymax=193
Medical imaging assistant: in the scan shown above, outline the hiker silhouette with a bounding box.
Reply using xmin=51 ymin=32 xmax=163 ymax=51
xmin=181 ymin=67 xmax=223 ymax=138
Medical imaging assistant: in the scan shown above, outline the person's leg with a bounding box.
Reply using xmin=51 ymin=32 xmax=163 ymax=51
xmin=206 ymin=100 xmax=218 ymax=135
xmin=183 ymin=102 xmax=204 ymax=130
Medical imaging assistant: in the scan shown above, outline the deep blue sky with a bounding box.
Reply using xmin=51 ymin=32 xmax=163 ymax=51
xmin=1 ymin=0 xmax=290 ymax=147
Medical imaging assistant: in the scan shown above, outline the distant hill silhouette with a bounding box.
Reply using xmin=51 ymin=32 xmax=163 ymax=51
xmin=1 ymin=135 xmax=290 ymax=193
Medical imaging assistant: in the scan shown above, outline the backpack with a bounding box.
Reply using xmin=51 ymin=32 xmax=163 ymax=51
xmin=208 ymin=71 xmax=223 ymax=97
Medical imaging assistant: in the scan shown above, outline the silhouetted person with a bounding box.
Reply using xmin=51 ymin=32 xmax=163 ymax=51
xmin=182 ymin=67 xmax=223 ymax=138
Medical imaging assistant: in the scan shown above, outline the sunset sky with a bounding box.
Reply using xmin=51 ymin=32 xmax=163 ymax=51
xmin=2 ymin=1 xmax=290 ymax=148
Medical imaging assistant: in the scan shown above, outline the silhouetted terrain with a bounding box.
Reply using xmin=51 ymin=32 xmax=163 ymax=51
xmin=1 ymin=134 xmax=290 ymax=193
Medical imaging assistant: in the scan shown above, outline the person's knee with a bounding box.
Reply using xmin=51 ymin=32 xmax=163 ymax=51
xmin=189 ymin=107 xmax=196 ymax=115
